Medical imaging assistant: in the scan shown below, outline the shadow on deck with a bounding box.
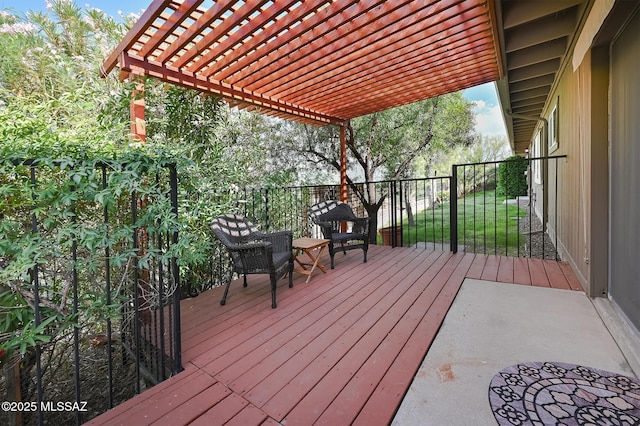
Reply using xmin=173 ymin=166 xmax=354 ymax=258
xmin=88 ymin=245 xmax=581 ymax=425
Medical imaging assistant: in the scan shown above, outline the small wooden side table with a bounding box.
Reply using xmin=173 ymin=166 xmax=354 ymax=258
xmin=292 ymin=237 xmax=330 ymax=283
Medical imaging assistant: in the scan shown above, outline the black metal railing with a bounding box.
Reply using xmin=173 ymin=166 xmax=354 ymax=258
xmin=0 ymin=159 xmax=182 ymax=425
xmin=208 ymin=154 xmax=563 ymax=257
xmin=449 ymin=155 xmax=566 ymax=258
xmin=189 ymin=156 xmax=566 ymax=297
xmin=1 ymin=155 xmax=567 ymax=424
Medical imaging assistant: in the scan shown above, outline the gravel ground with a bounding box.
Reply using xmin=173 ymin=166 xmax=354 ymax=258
xmin=518 ymin=204 xmax=559 ymax=260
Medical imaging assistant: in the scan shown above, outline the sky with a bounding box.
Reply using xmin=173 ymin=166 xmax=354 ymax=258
xmin=0 ymin=0 xmax=149 ymax=18
xmin=463 ymin=83 xmax=508 ymax=138
xmin=2 ymin=0 xmax=507 ymax=139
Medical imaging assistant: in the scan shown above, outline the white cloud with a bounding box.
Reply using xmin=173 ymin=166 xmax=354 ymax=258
xmin=471 ymin=100 xmax=507 ymax=137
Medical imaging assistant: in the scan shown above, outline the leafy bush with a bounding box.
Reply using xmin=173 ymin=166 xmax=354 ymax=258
xmin=0 ymin=131 xmax=184 ymax=355
xmin=496 ymin=155 xmax=528 ymax=198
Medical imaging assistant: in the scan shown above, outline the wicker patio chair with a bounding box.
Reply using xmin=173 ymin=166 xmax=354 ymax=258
xmin=309 ymin=200 xmax=369 ymax=269
xmin=210 ymin=214 xmax=293 ymax=308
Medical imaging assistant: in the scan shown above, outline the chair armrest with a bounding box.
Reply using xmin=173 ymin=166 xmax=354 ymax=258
xmin=314 ymin=221 xmax=335 ymax=239
xmin=351 ymin=217 xmax=370 ymax=234
xmin=260 ymin=230 xmax=293 ymax=252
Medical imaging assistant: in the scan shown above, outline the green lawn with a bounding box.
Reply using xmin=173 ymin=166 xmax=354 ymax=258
xmin=399 ymin=190 xmax=527 ymax=255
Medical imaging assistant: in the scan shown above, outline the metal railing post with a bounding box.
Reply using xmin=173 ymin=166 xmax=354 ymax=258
xmin=169 ymin=164 xmax=183 ymax=374
xmin=450 ymin=165 xmax=458 ymax=253
xmin=264 ymin=188 xmax=270 ymax=231
xmin=398 ymin=180 xmax=403 ymax=248
xmin=390 ymin=180 xmax=396 ymax=247
xmin=30 ymin=165 xmax=44 ymax=426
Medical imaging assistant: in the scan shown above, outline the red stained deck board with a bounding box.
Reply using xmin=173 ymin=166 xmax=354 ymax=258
xmin=312 ymin=252 xmax=474 ymax=425
xmin=184 ymin=250 xmax=389 ymax=365
xmin=89 ymin=246 xmax=585 ymax=426
xmin=528 ymin=258 xmax=550 ymax=287
xmin=466 ymin=253 xmax=486 ymax=279
xmin=542 ymin=259 xmax=571 ymax=290
xmin=189 ymin=393 xmax=249 ymax=426
xmin=192 ymin=248 xmax=412 ymax=377
xmin=84 ymin=363 xmax=201 ymax=425
xmin=353 ymin=252 xmax=475 ymax=426
xmin=251 ymin=251 xmax=449 ymax=417
xmin=181 ymin=255 xmax=344 ymax=350
xmin=480 ymin=254 xmax=500 ymax=281
xmin=223 ymin=250 xmax=435 ymax=397
xmin=224 ymin=404 xmax=269 ymax=426
xmin=281 ymin=251 xmax=453 ymax=424
xmin=180 ymin=280 xmax=288 ymax=348
xmin=180 ymin=284 xmax=269 ymax=338
xmin=91 ymin=367 xmax=217 ymax=426
xmin=151 ymin=381 xmax=232 ymax=426
xmin=513 ymin=257 xmax=532 ymax=285
xmin=496 ymin=255 xmax=515 ymax=283
xmin=559 ymin=261 xmax=584 ymax=291
xmin=181 ymin=246 xmax=363 ymax=348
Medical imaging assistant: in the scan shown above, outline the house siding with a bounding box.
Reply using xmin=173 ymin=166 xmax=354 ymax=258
xmin=527 ymin=2 xmax=639 ymax=309
xmin=609 ymin=9 xmax=640 ymax=330
xmin=529 ymin=50 xmax=593 ymax=293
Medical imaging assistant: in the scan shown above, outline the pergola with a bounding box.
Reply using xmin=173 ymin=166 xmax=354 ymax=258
xmin=101 ymin=0 xmax=505 ymax=197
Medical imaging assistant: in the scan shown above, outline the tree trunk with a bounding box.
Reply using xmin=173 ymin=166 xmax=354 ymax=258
xmin=404 ymin=184 xmax=414 ymax=226
xmin=364 ymin=203 xmax=381 ymax=244
xmin=4 ymin=356 xmax=22 ymax=426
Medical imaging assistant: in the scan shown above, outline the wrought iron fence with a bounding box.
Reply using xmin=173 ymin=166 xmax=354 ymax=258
xmin=1 ymin=155 xmax=567 ymax=424
xmin=191 ymin=156 xmax=567 ymax=299
xmin=448 ymin=155 xmax=567 ymax=258
xmin=0 ymin=159 xmax=181 ymax=425
xmin=201 ymin=155 xmax=566 ymax=267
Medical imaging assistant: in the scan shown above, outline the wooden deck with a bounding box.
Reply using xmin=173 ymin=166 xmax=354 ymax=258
xmin=88 ymin=245 xmax=582 ymax=426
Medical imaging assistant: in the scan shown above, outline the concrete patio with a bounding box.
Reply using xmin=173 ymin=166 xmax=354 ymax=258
xmin=393 ymin=279 xmax=640 ymax=425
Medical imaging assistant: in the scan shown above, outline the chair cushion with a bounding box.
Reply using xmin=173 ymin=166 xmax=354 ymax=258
xmin=331 ymin=232 xmax=366 ymax=242
xmin=272 ymin=251 xmax=292 ymax=269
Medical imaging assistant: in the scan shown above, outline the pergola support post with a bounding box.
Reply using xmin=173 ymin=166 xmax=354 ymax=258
xmin=130 ymin=76 xmax=146 ymax=142
xmin=128 ymin=76 xmax=151 ymax=340
xmin=340 ymin=123 xmax=347 ymax=203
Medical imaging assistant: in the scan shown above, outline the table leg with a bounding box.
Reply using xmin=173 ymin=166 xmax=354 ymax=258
xmin=294 ymin=249 xmax=310 ymax=270
xmin=303 ymin=246 xmax=327 ymax=283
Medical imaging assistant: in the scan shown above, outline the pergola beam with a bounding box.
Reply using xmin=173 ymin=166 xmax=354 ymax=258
xmin=305 ymin=39 xmax=497 ymax=107
xmin=209 ymin=0 xmax=389 ymax=82
xmin=234 ymin=0 xmax=427 ymax=89
xmin=120 ymin=54 xmax=346 ymax=126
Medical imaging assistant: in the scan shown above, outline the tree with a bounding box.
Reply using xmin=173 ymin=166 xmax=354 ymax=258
xmin=419 ymin=134 xmax=512 ymax=196
xmin=0 ymin=2 xmax=296 ymax=414
xmin=467 ymin=135 xmax=512 ymax=163
xmin=274 ymin=92 xmax=477 ymax=241
xmin=497 ymin=155 xmax=528 ymax=198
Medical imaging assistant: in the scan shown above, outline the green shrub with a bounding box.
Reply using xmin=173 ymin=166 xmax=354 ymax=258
xmin=496 ymin=155 xmax=528 ymax=198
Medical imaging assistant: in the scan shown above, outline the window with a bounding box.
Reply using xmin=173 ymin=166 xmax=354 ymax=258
xmin=548 ymin=99 xmax=559 ymax=153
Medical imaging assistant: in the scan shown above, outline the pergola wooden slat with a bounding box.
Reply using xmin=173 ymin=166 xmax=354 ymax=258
xmin=273 ymin=15 xmax=494 ymax=101
xmin=103 ymin=0 xmax=503 ymax=201
xmin=102 ymin=0 xmax=502 ymax=126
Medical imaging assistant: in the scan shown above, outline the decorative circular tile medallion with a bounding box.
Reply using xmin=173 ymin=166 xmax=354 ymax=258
xmin=489 ymin=361 xmax=640 ymax=425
